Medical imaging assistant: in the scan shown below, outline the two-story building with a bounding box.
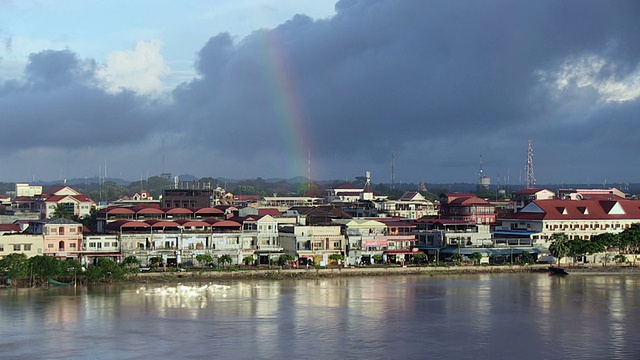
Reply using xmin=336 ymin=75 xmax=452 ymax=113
xmin=497 ymin=198 xmax=640 ymax=248
xmin=439 ymin=193 xmax=496 ymax=224
xmin=279 ymin=224 xmax=345 ymax=266
xmin=332 ymin=218 xmax=387 ymax=265
xmin=28 ymin=218 xmax=84 ymax=260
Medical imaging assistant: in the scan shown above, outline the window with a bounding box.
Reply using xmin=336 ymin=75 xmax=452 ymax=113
xmin=0 ymin=245 xmax=3 ymax=251
xmin=70 ymin=243 xmax=76 ymax=249
xmin=24 ymin=244 xmax=31 ymax=251
xmin=13 ymin=244 xmax=21 ymax=251
xmin=48 ymin=244 xmax=54 ymax=248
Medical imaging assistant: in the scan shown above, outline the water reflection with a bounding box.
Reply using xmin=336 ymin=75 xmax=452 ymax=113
xmin=1 ymin=274 xmax=639 ymax=359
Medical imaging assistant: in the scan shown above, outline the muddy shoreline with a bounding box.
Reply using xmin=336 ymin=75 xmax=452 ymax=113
xmin=124 ymin=264 xmax=640 ymax=283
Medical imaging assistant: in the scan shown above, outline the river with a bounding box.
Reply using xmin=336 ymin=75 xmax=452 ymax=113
xmin=1 ymin=273 xmax=639 ymax=359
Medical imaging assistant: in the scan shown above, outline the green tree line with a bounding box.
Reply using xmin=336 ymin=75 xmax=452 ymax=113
xmin=548 ymin=224 xmax=640 ymax=265
xmin=0 ymin=254 xmax=142 ymax=286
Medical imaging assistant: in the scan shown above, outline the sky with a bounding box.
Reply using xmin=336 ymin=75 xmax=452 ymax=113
xmin=1 ymin=0 xmax=639 ymax=186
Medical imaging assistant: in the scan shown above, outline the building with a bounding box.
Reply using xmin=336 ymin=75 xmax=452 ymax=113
xmin=332 ymin=218 xmax=387 ymax=265
xmin=512 ymin=188 xmax=555 ymax=213
xmin=279 ymin=224 xmax=345 ymax=265
xmin=439 ymin=194 xmax=496 ymax=224
xmin=558 ymin=187 xmax=627 ymax=200
xmin=376 ymin=191 xmax=437 ymax=219
xmin=29 ymin=218 xmax=84 ymax=260
xmin=12 ymin=185 xmax=95 ymax=219
xmin=496 ymin=198 xmax=640 ymax=248
xmin=0 ymin=233 xmax=44 ymax=259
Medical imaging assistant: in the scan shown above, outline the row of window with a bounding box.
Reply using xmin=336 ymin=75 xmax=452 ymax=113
xmin=544 ymin=223 xmax=630 ymax=230
xmin=87 ymin=242 xmax=119 ymax=248
xmin=0 ymin=244 xmax=33 ymax=251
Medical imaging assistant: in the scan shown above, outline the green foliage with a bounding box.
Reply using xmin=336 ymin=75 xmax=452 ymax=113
xmin=413 ymin=253 xmax=427 ymax=264
xmin=549 ymin=233 xmax=570 ymax=264
xmin=149 ymin=256 xmax=163 ymax=268
xmin=372 ymin=254 xmax=383 ymax=264
xmin=470 ymin=252 xmax=483 ymax=265
xmin=121 ymin=256 xmax=140 ymax=266
xmin=196 ymin=254 xmax=214 ymax=268
xmin=613 ymin=254 xmax=628 ymax=264
xmin=50 ymin=203 xmax=71 ymax=219
xmin=278 ymin=254 xmax=295 ymax=266
xmin=242 ymin=256 xmax=255 ymax=266
xmin=62 ymin=259 xmax=83 ymax=275
xmin=450 ymin=253 xmax=463 ymax=264
xmin=85 ymin=258 xmax=127 ymax=283
xmin=0 ymin=253 xmax=30 ymax=279
xmin=234 ymin=185 xmax=258 ymax=195
xmin=328 ymin=254 xmax=344 ymax=262
xmin=218 ymin=254 xmax=233 ymax=268
xmin=30 ymin=255 xmax=62 ymax=279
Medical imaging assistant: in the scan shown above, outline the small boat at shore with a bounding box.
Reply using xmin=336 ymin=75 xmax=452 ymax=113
xmin=548 ymin=266 xmax=569 ymax=276
xmin=48 ymin=278 xmax=74 ymax=286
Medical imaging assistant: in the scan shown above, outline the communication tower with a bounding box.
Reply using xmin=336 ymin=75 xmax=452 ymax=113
xmin=391 ymin=151 xmax=396 ymax=189
xmin=525 ymin=140 xmax=536 ymax=189
xmin=479 ymin=155 xmax=490 ymax=189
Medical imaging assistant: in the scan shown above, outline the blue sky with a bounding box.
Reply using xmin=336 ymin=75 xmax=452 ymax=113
xmin=1 ymin=1 xmax=640 ymax=186
xmin=0 ymin=0 xmax=336 ymax=89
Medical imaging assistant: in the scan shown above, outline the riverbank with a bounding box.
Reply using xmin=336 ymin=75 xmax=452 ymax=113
xmin=4 ymin=264 xmax=638 ymax=288
xmin=125 ymin=263 xmax=640 ymax=283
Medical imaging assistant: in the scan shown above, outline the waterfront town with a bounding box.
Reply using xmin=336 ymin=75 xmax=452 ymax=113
xmin=0 ymin=170 xmax=638 ymax=272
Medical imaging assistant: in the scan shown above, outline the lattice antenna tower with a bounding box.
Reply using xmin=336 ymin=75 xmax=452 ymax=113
xmin=525 ymin=140 xmax=536 ymax=189
xmin=307 ymin=148 xmax=311 ymax=190
xmin=391 ymin=151 xmax=396 ymax=189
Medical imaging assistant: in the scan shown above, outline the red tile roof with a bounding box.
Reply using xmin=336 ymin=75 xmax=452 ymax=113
xmin=500 ymin=199 xmax=640 ymax=221
xmin=0 ymin=224 xmax=21 ymax=232
xmin=513 ymin=188 xmax=547 ymax=195
xmin=333 ymin=183 xmax=360 ymax=190
xmin=258 ymin=208 xmax=282 ymax=217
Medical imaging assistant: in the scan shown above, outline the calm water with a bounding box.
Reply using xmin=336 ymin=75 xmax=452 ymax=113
xmin=1 ymin=273 xmax=639 ymax=359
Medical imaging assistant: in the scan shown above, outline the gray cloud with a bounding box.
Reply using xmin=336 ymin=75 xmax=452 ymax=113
xmin=2 ymin=0 xmax=640 ymax=184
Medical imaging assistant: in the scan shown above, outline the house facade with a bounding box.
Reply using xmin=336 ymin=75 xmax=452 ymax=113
xmin=376 ymin=191 xmax=437 ymax=219
xmin=279 ymin=224 xmax=345 ymax=265
xmin=497 ymin=199 xmax=640 ymax=248
xmin=439 ymin=194 xmax=496 ymax=224
xmin=29 ymin=218 xmax=84 ymax=260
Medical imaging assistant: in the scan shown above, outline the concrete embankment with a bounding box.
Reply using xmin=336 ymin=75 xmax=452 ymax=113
xmin=128 ymin=264 xmax=570 ymax=283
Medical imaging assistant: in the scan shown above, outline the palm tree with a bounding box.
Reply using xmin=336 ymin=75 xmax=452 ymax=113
xmin=218 ymin=254 xmax=233 ymax=269
xmin=549 ymin=233 xmax=570 ymax=266
xmin=50 ymin=203 xmax=71 ymax=219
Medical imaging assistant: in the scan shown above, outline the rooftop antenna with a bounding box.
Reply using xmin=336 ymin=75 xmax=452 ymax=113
xmin=307 ymin=147 xmax=311 ymax=190
xmin=525 ymin=140 xmax=535 ymax=189
xmin=479 ymin=154 xmax=484 ymax=182
xmin=391 ymin=151 xmax=396 ymax=189
xmin=162 ymin=133 xmax=166 ymax=175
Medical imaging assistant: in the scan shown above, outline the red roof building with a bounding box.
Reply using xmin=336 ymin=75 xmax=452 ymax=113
xmin=497 ymin=198 xmax=640 ymax=247
xmin=439 ymin=194 xmax=496 ymax=225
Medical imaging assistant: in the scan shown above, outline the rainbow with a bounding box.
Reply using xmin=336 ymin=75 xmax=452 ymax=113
xmin=256 ymin=28 xmax=312 ymax=181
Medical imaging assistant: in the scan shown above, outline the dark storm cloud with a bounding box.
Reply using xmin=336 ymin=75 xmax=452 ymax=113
xmin=2 ymin=0 xmax=639 ymax=183
xmin=0 ymin=49 xmax=169 ymax=151
xmin=173 ymin=0 xmax=640 ymax=182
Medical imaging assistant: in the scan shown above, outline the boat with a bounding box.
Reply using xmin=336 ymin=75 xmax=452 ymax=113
xmin=48 ymin=278 xmax=74 ymax=286
xmin=548 ymin=266 xmax=568 ymax=276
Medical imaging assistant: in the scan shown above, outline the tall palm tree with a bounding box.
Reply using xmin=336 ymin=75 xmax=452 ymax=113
xmin=549 ymin=233 xmax=570 ymax=266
